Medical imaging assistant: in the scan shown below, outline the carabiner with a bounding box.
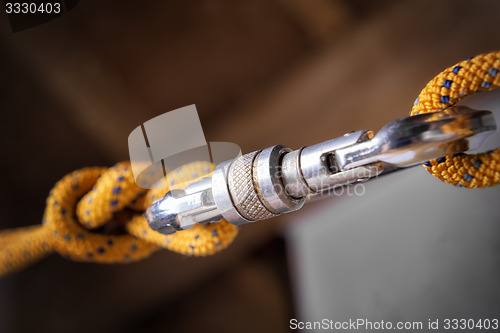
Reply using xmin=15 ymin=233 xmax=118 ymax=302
xmin=146 ymin=106 xmax=496 ymax=234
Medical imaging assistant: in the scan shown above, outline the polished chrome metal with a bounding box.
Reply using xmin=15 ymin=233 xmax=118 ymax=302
xmin=146 ymin=106 xmax=497 ymax=234
xmin=254 ymin=145 xmax=305 ymax=213
xmin=211 ymin=160 xmax=251 ymax=226
xmin=146 ymin=178 xmax=222 ymax=235
xmin=335 ymin=106 xmax=496 ymax=171
xmin=227 ymin=151 xmax=277 ymax=221
xmin=281 ymin=130 xmax=381 ymax=199
xmin=281 ymin=149 xmax=309 ymax=199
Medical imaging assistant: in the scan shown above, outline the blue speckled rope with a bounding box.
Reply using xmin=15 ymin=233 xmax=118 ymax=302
xmin=0 ymin=161 xmax=239 ymax=276
xmin=411 ymin=51 xmax=500 ymax=188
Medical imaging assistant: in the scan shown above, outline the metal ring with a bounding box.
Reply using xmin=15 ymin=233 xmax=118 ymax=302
xmin=253 ymin=145 xmax=305 ymax=213
xmin=227 ymin=151 xmax=277 ymax=221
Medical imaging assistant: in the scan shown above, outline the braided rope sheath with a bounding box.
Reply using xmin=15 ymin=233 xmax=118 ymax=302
xmin=2 ymin=51 xmax=499 ymax=276
xmin=411 ymin=51 xmax=500 ymax=188
xmin=0 ymin=161 xmax=238 ymax=276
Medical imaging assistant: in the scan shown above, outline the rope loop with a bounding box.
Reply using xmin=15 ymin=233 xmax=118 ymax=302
xmin=3 ymin=51 xmax=499 ymax=276
xmin=43 ymin=165 xmax=157 ymax=263
xmin=411 ymin=50 xmax=500 ymax=188
xmin=0 ymin=161 xmax=239 ymax=275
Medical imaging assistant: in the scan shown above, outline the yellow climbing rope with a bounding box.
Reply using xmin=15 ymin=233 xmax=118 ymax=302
xmin=0 ymin=50 xmax=499 ymax=276
xmin=411 ymin=50 xmax=500 ymax=188
xmin=0 ymin=161 xmax=238 ymax=276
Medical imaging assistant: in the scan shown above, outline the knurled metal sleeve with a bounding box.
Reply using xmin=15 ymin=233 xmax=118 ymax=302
xmin=227 ymin=151 xmax=278 ymax=221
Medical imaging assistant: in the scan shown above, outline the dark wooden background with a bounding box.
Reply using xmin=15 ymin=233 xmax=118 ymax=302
xmin=0 ymin=1 xmax=499 ymax=332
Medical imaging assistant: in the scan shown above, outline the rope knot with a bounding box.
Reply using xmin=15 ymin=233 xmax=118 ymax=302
xmin=0 ymin=161 xmax=238 ymax=275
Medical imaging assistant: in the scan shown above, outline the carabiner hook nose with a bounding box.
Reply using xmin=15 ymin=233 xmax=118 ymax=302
xmin=334 ymin=106 xmax=497 ymax=170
